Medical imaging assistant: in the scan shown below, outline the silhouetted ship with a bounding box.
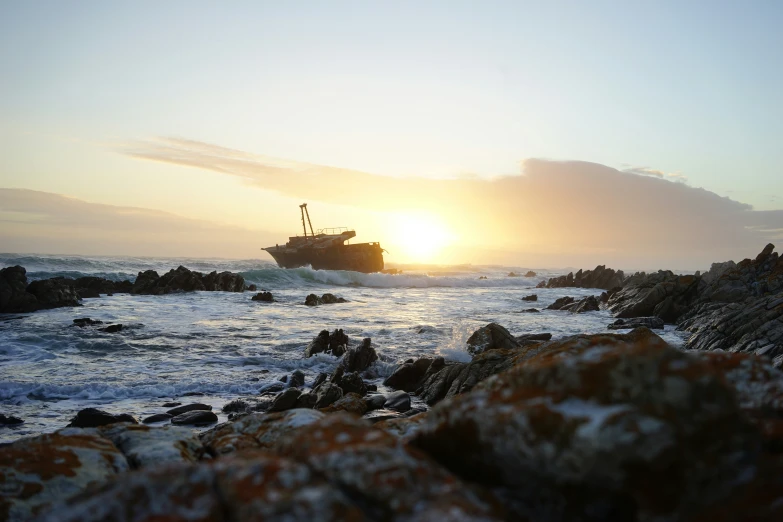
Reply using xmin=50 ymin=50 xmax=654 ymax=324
xmin=262 ymin=204 xmax=384 ymax=273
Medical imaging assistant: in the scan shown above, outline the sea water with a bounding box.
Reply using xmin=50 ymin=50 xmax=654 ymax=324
xmin=0 ymin=254 xmax=687 ymax=442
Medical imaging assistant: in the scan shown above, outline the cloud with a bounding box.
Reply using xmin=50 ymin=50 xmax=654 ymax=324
xmin=622 ymin=166 xmax=688 ymax=183
xmin=0 ymin=189 xmax=275 ymax=258
xmin=113 ymin=137 xmax=783 ymax=268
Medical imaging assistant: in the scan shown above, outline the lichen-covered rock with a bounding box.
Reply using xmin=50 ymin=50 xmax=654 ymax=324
xmin=98 ymin=423 xmax=205 ymax=469
xmin=466 ymin=323 xmax=518 ymax=356
xmin=410 ymin=329 xmax=763 ymax=521
xmin=340 ymin=338 xmax=377 ymax=373
xmin=0 ymin=265 xmax=38 ymax=313
xmin=375 ymin=412 xmax=428 ymax=440
xmin=0 ymin=428 xmax=128 ymax=521
xmin=318 ymin=393 xmax=368 ymax=415
xmin=200 ymin=409 xmax=325 ymax=457
xmin=383 ymin=357 xmax=434 ymax=392
xmin=66 ymin=408 xmax=137 ymax=428
xmin=275 ymin=414 xmax=503 ymax=520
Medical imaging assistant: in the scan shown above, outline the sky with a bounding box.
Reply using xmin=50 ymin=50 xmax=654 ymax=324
xmin=0 ymin=1 xmax=781 ymax=270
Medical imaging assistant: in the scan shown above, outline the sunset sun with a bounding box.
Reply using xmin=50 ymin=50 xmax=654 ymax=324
xmin=386 ymin=211 xmax=456 ymax=263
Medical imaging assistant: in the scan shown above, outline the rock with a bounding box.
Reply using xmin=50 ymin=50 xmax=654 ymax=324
xmin=338 ymin=371 xmax=367 ymax=395
xmin=466 ymin=322 xmax=518 ymax=356
xmin=366 ymin=394 xmax=388 ymax=410
xmin=251 ymin=291 xmax=274 ymax=302
xmin=181 ymin=391 xmax=205 ymax=397
xmin=0 ymin=265 xmax=39 ymax=313
xmin=0 ymin=414 xmax=24 ymax=425
xmin=314 ymin=382 xmax=343 ymax=409
xmin=518 ymin=308 xmax=540 ymax=313
xmin=98 ymin=423 xmax=204 ymax=469
xmin=374 ymin=412 xmax=428 ymax=440
xmin=545 ymin=296 xmax=574 ymax=310
xmin=171 ymin=410 xmax=218 ymax=426
xmin=166 ymin=403 xmax=212 ymax=416
xmin=524 ymin=271 xmax=537 ymax=277
xmin=522 ymin=294 xmax=537 ymax=301
xmin=279 ymin=375 xmax=288 ymax=383
xmin=246 ymin=284 xmax=257 ymax=291
xmin=366 ymin=383 xmax=377 ymax=392
xmin=318 ymin=392 xmax=368 ymax=415
xmin=0 ymin=428 xmax=129 ymax=521
xmin=311 ymin=372 xmax=329 ymax=389
xmin=507 ymin=272 xmax=519 ymax=277
xmin=340 ymin=338 xmax=377 ymax=372
xmin=305 ymin=329 xmax=349 ymax=358
xmin=296 ymin=392 xmax=317 ymax=409
xmin=221 ymin=399 xmax=249 ymax=413
xmin=72 ymin=317 xmax=103 ymax=327
xmin=268 ymin=388 xmax=302 ymax=412
xmin=26 ymin=277 xmax=81 ymax=309
xmin=161 ymin=401 xmax=181 ymax=408
xmin=73 ymin=276 xmax=132 ymax=298
xmin=66 ymin=408 xmax=137 ymax=428
xmin=410 ymin=328 xmax=762 ymax=521
xmin=131 ymin=269 xmax=160 ymax=294
xmin=515 ymin=332 xmax=552 ymax=345
xmin=98 ymin=323 xmax=123 ymax=333
xmin=383 ymin=390 xmax=411 ymax=413
xmin=306 ymin=293 xmax=348 ymax=305
xmin=608 ymin=271 xmax=702 ymax=322
xmin=132 ymin=266 xmax=244 ymax=295
xmin=141 ymin=413 xmax=172 ymax=424
xmin=542 ymin=264 xmax=625 ymax=290
xmin=478 ymin=276 xmax=488 ymax=280
xmin=202 ymin=270 xmax=245 ymax=292
xmin=546 ymin=295 xmax=600 ymax=313
xmin=304 ymin=293 xmax=323 ymax=306
xmin=199 ymin=409 xmax=325 ymax=456
xmin=383 ymin=357 xmax=434 ymax=392
xmin=289 ymin=369 xmax=305 ymax=388
xmin=608 ymin=317 xmax=665 ymax=330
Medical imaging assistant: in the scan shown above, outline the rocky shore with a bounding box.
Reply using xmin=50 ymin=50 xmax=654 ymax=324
xmin=3 ymin=244 xmax=783 ymax=520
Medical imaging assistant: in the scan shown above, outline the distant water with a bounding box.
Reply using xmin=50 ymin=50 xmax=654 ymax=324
xmin=0 ymin=254 xmax=687 ymax=442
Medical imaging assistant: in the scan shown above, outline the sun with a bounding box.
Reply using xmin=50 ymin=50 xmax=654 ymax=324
xmin=385 ymin=211 xmax=456 ymax=263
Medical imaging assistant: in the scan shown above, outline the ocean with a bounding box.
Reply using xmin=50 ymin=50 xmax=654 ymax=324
xmin=0 ymin=254 xmax=687 ymax=442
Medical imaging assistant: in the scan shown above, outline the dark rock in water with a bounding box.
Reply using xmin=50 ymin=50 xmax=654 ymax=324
xmin=542 ymin=264 xmax=625 ymax=290
xmin=305 ymin=293 xmax=348 ymax=306
xmin=466 ymin=323 xmax=518 ymax=356
xmin=366 ymin=383 xmax=377 ymax=392
xmin=384 ymin=390 xmax=411 ymax=413
xmin=251 ymin=291 xmax=274 ymax=302
xmin=608 ymin=271 xmax=701 ymax=322
xmin=171 ymin=410 xmax=218 ymax=426
xmin=289 ymin=369 xmax=305 ymax=388
xmin=383 ymin=357 xmax=434 ymax=392
xmin=157 ymin=266 xmax=205 ymax=293
xmin=608 ymin=317 xmax=665 ymax=330
xmin=268 ymin=388 xmax=302 ymax=412
xmin=26 ymin=278 xmax=81 ymax=309
xmin=304 ymin=330 xmax=329 ymax=357
xmin=314 ymin=382 xmax=343 ymax=408
xmin=478 ymin=276 xmax=488 ymax=280
xmin=524 ymin=271 xmax=537 ymax=277
xmin=311 ymin=372 xmax=329 ymax=390
xmin=522 ymin=294 xmax=537 ymax=301
xmin=142 ymin=413 xmax=172 ymax=424
xmin=305 ymin=329 xmax=349 ymax=358
xmin=339 ymin=371 xmax=367 ymax=396
xmin=166 ymin=403 xmax=212 ymax=416
xmin=73 ymin=317 xmax=103 ymax=327
xmin=296 ymin=392 xmax=317 ymax=409
xmin=99 ymin=323 xmax=123 ymax=333
xmin=329 ymin=366 xmax=345 ymax=387
xmin=340 ymin=338 xmax=377 ymax=373
xmin=132 ymin=269 xmax=161 ymax=294
xmin=246 ymin=284 xmax=257 ymax=291
xmin=0 ymin=265 xmax=39 ymax=313
xmin=546 ymin=295 xmax=600 ymax=313
xmin=507 ymin=272 xmax=520 ymax=277
xmin=0 ymin=414 xmax=24 ymax=425
xmin=279 ymin=375 xmax=288 ymax=383
xmin=366 ymin=394 xmax=387 ymax=410
xmin=304 ymin=293 xmax=323 ymax=306
xmin=202 ymin=270 xmax=245 ymax=292
xmin=516 ymin=333 xmax=552 ymax=346
xmin=73 ymin=276 xmax=133 ymax=298
xmin=182 ymin=391 xmax=205 ymax=397
xmin=518 ymin=308 xmax=540 ymax=313
xmin=162 ymin=402 xmax=181 ymax=408
xmin=67 ymin=408 xmax=137 ymax=428
xmin=132 ymin=266 xmax=244 ymax=295
xmin=221 ymin=399 xmax=250 ymax=413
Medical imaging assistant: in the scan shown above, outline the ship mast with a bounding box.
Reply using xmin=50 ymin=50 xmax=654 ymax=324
xmin=299 ymin=203 xmax=315 ymax=238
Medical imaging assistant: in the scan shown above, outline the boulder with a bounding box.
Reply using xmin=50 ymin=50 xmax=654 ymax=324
xmin=25 ymin=277 xmax=81 ymax=309
xmin=72 ymin=318 xmax=103 ymax=327
xmin=546 ymin=295 xmax=600 ymax=313
xmin=268 ymin=388 xmax=302 ymax=412
xmin=608 ymin=317 xmax=665 ymax=330
xmin=410 ymin=328 xmax=763 ymax=521
xmin=524 ymin=271 xmax=537 ymax=277
xmin=73 ymin=276 xmax=132 ymax=298
xmin=466 ymin=322 xmax=518 ymax=356
xmin=545 ymin=296 xmax=574 ymax=310
xmin=543 ymin=265 xmax=625 ymax=290
xmin=515 ymin=332 xmax=552 ymax=345
xmin=366 ymin=394 xmax=388 ymax=411
xmin=519 ymin=308 xmax=540 ymax=313
xmin=340 ymin=338 xmax=377 ymax=373
xmin=289 ymin=369 xmax=305 ymax=388
xmin=314 ymin=382 xmax=343 ymax=409
xmin=522 ymin=294 xmax=537 ymax=301
xmin=0 ymin=428 xmax=129 ymax=520
xmin=608 ymin=271 xmax=702 ymax=322
xmin=305 ymin=293 xmax=348 ymax=306
xmin=131 ymin=270 xmax=160 ymax=294
xmin=99 ymin=324 xmax=123 ymax=333
xmin=384 ymin=390 xmax=411 ymax=413
xmin=202 ymin=270 xmax=245 ymax=292
xmin=296 ymin=392 xmax=317 ymax=409
xmin=0 ymin=414 xmax=24 ymax=425
xmin=383 ymin=357 xmax=434 ymax=392
xmin=318 ymin=393 xmax=368 ymax=415
xmin=166 ymin=403 xmax=212 ymax=416
xmin=132 ymin=266 xmax=244 ymax=295
xmin=66 ymin=408 xmax=137 ymax=428
xmin=170 ymin=410 xmax=218 ymax=426
xmin=221 ymin=399 xmax=250 ymax=413
xmin=141 ymin=413 xmax=172 ymax=424
xmin=338 ymin=371 xmax=367 ymax=396
xmin=98 ymin=423 xmax=205 ymax=469
xmin=251 ymin=291 xmax=274 ymax=302
xmin=305 ymin=329 xmax=349 ymax=358
xmin=0 ymin=265 xmax=38 ymax=313
xmin=304 ymin=293 xmax=323 ymax=306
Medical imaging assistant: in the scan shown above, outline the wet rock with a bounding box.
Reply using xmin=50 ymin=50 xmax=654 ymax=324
xmin=507 ymin=272 xmax=519 ymax=277
xmin=171 ymin=410 xmax=218 ymax=426
xmin=251 ymin=291 xmax=274 ymax=302
xmin=26 ymin=277 xmax=81 ymax=309
xmin=98 ymin=323 xmax=123 ymax=333
xmin=366 ymin=394 xmax=388 ymax=410
xmin=72 ymin=317 xmax=103 ymax=327
xmin=314 ymin=382 xmax=343 ymax=409
xmin=98 ymin=423 xmax=204 ymax=469
xmin=132 ymin=266 xmax=244 ymax=295
xmin=328 ymin=328 xmax=349 ymax=356
xmin=304 ymin=293 xmax=323 ymax=306
xmin=0 ymin=428 xmax=129 ymax=520
xmin=338 ymin=371 xmax=367 ymax=396
xmin=289 ymin=369 xmax=306 ymax=388
xmin=66 ymin=408 xmax=137 ymax=428
xmin=161 ymin=401 xmax=181 ymax=408
xmin=246 ymin=283 xmax=257 ymax=291
xmin=546 ymin=295 xmax=600 ymax=313
xmin=312 ymin=372 xmax=329 ymax=389
xmin=268 ymin=388 xmax=302 ymax=412
xmin=518 ymin=308 xmax=540 ymax=313
xmin=522 ymin=294 xmax=537 ymax=301
xmin=608 ymin=317 xmax=665 ymax=330
xmin=296 ymin=392 xmax=317 ymax=409
xmin=131 ymin=269 xmax=160 ymax=294
xmin=384 ymin=390 xmax=411 ymax=413
xmin=375 ymin=412 xmax=429 ymax=440
xmin=478 ymin=275 xmax=488 ymax=280
xmin=73 ymin=276 xmax=132 ymax=298
xmin=202 ymin=270 xmax=245 ymax=292
xmin=466 ymin=322 xmax=518 ymax=356
xmin=305 ymin=328 xmax=349 ymax=358
xmin=515 ymin=332 xmax=552 ymax=345
xmin=546 ymin=296 xmax=574 ymax=310
xmin=305 ymin=293 xmax=348 ymax=305
xmin=524 ymin=271 xmax=537 ymax=277
xmin=0 ymin=413 xmax=23 ymax=425
xmin=318 ymin=392 xmax=368 ymax=415
xmin=542 ymin=264 xmax=625 ymax=290
xmin=383 ymin=357 xmax=434 ymax=392
xmin=221 ymin=399 xmax=250 ymax=413
xmin=141 ymin=413 xmax=172 ymax=424
xmin=279 ymin=375 xmax=288 ymax=383
xmin=608 ymin=271 xmax=702 ymax=322
xmin=199 ymin=409 xmax=325 ymax=456
xmin=0 ymin=265 xmax=39 ymax=313
xmin=166 ymin=403 xmax=212 ymax=416
xmin=340 ymin=338 xmax=377 ymax=373
xmin=410 ymin=328 xmax=762 ymax=521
